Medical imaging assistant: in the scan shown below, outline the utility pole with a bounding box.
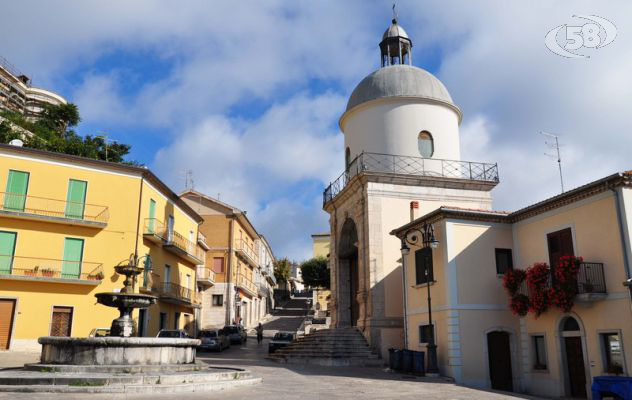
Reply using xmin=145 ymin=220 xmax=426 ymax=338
xmin=540 ymin=131 xmax=564 ymax=193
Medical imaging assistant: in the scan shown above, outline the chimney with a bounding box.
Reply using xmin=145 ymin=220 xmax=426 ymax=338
xmin=410 ymin=201 xmax=419 ymax=222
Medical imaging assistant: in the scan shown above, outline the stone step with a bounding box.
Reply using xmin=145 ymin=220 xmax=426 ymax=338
xmin=268 ymin=356 xmax=383 ymax=367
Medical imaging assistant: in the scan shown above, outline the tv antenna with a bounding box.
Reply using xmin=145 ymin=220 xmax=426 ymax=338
xmin=181 ymin=169 xmax=194 ymax=190
xmin=392 ymin=3 xmax=398 ymax=21
xmin=540 ymin=131 xmax=564 ymax=193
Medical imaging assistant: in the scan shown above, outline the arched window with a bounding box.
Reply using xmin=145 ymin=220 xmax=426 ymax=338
xmin=345 ymin=147 xmax=351 ymax=172
xmin=418 ymin=131 xmax=434 ymax=158
xmin=562 ymin=317 xmax=580 ymax=332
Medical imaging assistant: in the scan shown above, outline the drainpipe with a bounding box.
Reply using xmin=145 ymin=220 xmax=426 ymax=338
xmin=611 ymin=185 xmax=632 ymax=305
xmin=401 ymin=238 xmax=409 ymax=350
xmin=226 ymin=216 xmax=235 ymax=325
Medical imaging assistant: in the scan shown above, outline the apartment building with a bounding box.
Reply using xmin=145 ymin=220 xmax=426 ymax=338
xmin=0 ymin=143 xmax=204 ymax=350
xmin=0 ymin=56 xmax=66 ymax=118
xmin=181 ymin=190 xmax=275 ymax=329
xmin=392 ymin=171 xmax=632 ymax=399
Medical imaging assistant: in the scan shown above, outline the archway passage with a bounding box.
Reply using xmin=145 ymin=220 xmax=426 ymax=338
xmin=338 ymin=218 xmax=360 ymax=327
xmin=487 ymin=331 xmax=513 ymax=392
xmin=562 ymin=316 xmax=587 ymax=398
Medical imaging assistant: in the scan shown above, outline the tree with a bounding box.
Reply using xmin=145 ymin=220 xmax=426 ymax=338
xmin=40 ymin=103 xmax=80 ymax=134
xmin=300 ymin=256 xmax=330 ymax=289
xmin=274 ymin=258 xmax=292 ymax=285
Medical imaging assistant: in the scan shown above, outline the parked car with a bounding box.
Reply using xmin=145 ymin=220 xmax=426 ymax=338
xmin=223 ymin=325 xmax=247 ymax=344
xmin=88 ymin=328 xmax=110 ymax=337
xmin=156 ymin=329 xmax=190 ymax=338
xmin=197 ymin=329 xmax=230 ymax=352
xmin=268 ymin=331 xmax=295 ymax=354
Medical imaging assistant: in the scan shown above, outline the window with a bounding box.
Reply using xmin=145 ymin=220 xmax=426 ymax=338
xmin=4 ymin=170 xmax=29 ymax=211
xmin=418 ymin=131 xmax=434 ymax=158
xmin=65 ymin=179 xmax=87 ymax=219
xmin=415 ymin=247 xmax=434 ymax=285
xmin=419 ymin=324 xmax=434 ymax=344
xmin=174 ymin=312 xmax=181 ymax=330
xmin=213 ymin=257 xmax=225 ymax=273
xmin=345 ymin=147 xmax=351 ymax=172
xmin=602 ymin=333 xmax=624 ymax=374
xmin=532 ymin=335 xmax=547 ymax=370
xmin=147 ymin=199 xmax=156 ymax=233
xmin=495 ymin=248 xmax=513 ymax=275
xmin=212 ymin=295 xmax=223 ymax=306
xmin=159 ymin=312 xmax=167 ymax=330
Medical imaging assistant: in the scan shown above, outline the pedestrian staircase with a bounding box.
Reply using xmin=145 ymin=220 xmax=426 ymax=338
xmin=267 ymin=327 xmax=382 ymax=367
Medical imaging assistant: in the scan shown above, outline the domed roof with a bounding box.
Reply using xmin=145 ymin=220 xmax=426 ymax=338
xmin=383 ymin=19 xmax=409 ymax=40
xmin=345 ymin=65 xmax=456 ymax=113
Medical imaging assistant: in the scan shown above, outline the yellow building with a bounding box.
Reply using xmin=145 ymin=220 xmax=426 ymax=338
xmin=0 ymin=144 xmax=205 ymax=350
xmin=181 ymin=190 xmax=275 ymax=329
xmin=392 ymin=171 xmax=632 ymax=398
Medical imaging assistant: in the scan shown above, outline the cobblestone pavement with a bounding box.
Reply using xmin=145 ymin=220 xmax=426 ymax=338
xmin=0 ymin=300 xmax=540 ymax=399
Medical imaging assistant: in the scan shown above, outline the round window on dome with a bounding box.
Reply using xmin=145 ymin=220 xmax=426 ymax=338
xmin=418 ymin=131 xmax=434 ymax=158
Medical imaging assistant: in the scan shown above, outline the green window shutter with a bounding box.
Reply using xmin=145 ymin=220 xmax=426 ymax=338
xmin=62 ymin=238 xmax=84 ymax=279
xmin=148 ymin=199 xmax=156 ymax=233
xmin=4 ymin=170 xmax=29 ymax=212
xmin=0 ymin=231 xmax=17 ymax=274
xmin=65 ymin=179 xmax=87 ymax=219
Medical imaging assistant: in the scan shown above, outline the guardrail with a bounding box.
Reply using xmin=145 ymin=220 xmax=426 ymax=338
xmin=196 ymin=265 xmax=215 ymax=283
xmin=0 ymin=192 xmax=109 ymax=224
xmin=516 ymin=262 xmax=606 ymax=296
xmin=237 ymin=273 xmax=257 ymax=295
xmin=235 ymin=239 xmax=259 ymax=267
xmin=154 ymin=282 xmax=195 ymax=303
xmin=323 ymin=152 xmax=499 ymax=206
xmin=0 ymin=255 xmax=103 ymax=281
xmin=144 ymin=218 xmax=204 ymax=263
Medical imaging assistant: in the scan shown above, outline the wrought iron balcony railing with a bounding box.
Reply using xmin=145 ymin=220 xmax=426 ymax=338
xmin=323 ymin=152 xmax=499 ymax=206
xmin=0 ymin=255 xmax=103 ymax=282
xmin=235 ymin=239 xmax=259 ymax=267
xmin=0 ymin=191 xmax=109 ymax=226
xmin=196 ymin=265 xmax=215 ymax=286
xmin=154 ymin=282 xmax=195 ymax=304
xmin=515 ymin=262 xmax=606 ymax=297
xmin=143 ymin=218 xmax=205 ymax=264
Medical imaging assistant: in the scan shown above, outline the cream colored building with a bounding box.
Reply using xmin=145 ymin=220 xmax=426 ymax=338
xmin=180 ymin=190 xmax=275 ymax=329
xmin=392 ymin=172 xmax=632 ymax=398
xmin=323 ymin=17 xmax=498 ymax=359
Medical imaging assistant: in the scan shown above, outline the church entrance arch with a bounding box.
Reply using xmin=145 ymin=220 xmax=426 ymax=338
xmin=338 ymin=218 xmax=360 ymax=327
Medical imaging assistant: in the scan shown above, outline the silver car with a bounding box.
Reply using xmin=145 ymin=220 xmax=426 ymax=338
xmin=156 ymin=329 xmax=190 ymax=338
xmin=223 ymin=325 xmax=247 ymax=344
xmin=197 ymin=329 xmax=230 ymax=352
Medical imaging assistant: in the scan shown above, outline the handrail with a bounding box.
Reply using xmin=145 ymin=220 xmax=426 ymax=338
xmin=323 ymin=152 xmax=499 ymax=206
xmin=237 ymin=273 xmax=257 ymax=294
xmin=144 ymin=218 xmax=204 ymax=262
xmin=0 ymin=191 xmax=109 ymax=224
xmin=154 ymin=281 xmax=194 ymax=303
xmin=196 ymin=265 xmax=215 ymax=282
xmin=235 ymin=239 xmax=259 ymax=266
xmin=0 ymin=255 xmax=103 ymax=281
xmin=516 ymin=262 xmax=606 ymax=296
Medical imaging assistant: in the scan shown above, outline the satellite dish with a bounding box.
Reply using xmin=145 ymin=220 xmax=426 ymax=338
xmin=9 ymin=139 xmax=23 ymax=147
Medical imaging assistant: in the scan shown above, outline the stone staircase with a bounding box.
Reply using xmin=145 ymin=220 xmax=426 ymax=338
xmin=268 ymin=327 xmax=382 ymax=367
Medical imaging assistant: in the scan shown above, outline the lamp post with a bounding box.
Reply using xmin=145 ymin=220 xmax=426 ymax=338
xmin=402 ymin=222 xmax=440 ymax=375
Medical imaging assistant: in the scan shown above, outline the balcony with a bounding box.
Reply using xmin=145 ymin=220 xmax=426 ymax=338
xmin=196 ymin=265 xmax=215 ymax=287
xmin=153 ymin=282 xmax=197 ymax=306
xmin=235 ymin=239 xmax=259 ymax=268
xmin=0 ymin=255 xmax=103 ymax=285
xmin=237 ymin=273 xmax=257 ymax=297
xmin=516 ymin=262 xmax=607 ymax=302
xmin=197 ymin=231 xmax=210 ymax=250
xmin=0 ymin=192 xmax=109 ymax=228
xmin=143 ymin=218 xmax=205 ymax=265
xmin=323 ymin=152 xmax=499 ymax=206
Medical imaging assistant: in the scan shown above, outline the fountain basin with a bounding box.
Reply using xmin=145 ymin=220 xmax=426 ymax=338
xmin=39 ymin=337 xmax=200 ymax=365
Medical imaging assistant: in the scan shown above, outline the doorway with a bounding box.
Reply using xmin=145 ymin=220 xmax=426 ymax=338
xmin=50 ymin=306 xmax=73 ymax=337
xmin=338 ymin=218 xmax=359 ymax=327
xmin=487 ymin=331 xmax=513 ymax=392
xmin=138 ymin=309 xmax=147 ymax=337
xmin=0 ymin=299 xmax=16 ymax=349
xmin=561 ymin=316 xmax=587 ymax=398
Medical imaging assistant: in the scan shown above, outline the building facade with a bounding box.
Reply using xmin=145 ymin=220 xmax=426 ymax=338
xmin=0 ymin=56 xmax=67 ymax=118
xmin=392 ymin=172 xmax=632 ymax=398
xmin=0 ymin=143 xmax=205 ymax=350
xmin=323 ymin=17 xmax=498 ymax=359
xmin=311 ymin=233 xmax=331 ymax=313
xmin=180 ymin=190 xmax=275 ymax=329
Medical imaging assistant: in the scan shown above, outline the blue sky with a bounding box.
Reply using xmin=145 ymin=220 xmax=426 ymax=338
xmin=3 ymin=1 xmax=632 ymax=260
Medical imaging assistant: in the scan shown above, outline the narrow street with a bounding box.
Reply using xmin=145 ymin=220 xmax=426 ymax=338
xmin=0 ymin=298 xmax=536 ymax=400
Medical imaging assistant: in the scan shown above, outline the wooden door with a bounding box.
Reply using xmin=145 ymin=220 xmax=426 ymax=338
xmin=565 ymin=337 xmax=587 ymax=398
xmin=487 ymin=331 xmax=513 ymax=392
xmin=50 ymin=306 xmax=73 ymax=337
xmin=547 ymin=228 xmax=574 ymax=269
xmin=349 ymin=255 xmax=359 ymax=326
xmin=0 ymin=299 xmax=16 ymax=349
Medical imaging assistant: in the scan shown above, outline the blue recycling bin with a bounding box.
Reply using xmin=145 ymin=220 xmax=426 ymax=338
xmin=412 ymin=351 xmax=425 ymax=375
xmin=592 ymin=376 xmax=632 ymax=400
xmin=401 ymin=349 xmax=413 ymax=373
xmin=388 ymin=348 xmax=402 ymax=371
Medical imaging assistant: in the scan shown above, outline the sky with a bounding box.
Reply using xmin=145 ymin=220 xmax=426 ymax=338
xmin=2 ymin=1 xmax=632 ymax=261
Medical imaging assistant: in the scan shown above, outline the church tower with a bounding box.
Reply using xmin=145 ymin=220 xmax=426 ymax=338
xmin=324 ymin=16 xmax=499 ymax=362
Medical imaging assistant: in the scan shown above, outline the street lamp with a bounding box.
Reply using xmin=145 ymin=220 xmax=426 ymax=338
xmin=402 ymin=222 xmax=440 ymax=376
